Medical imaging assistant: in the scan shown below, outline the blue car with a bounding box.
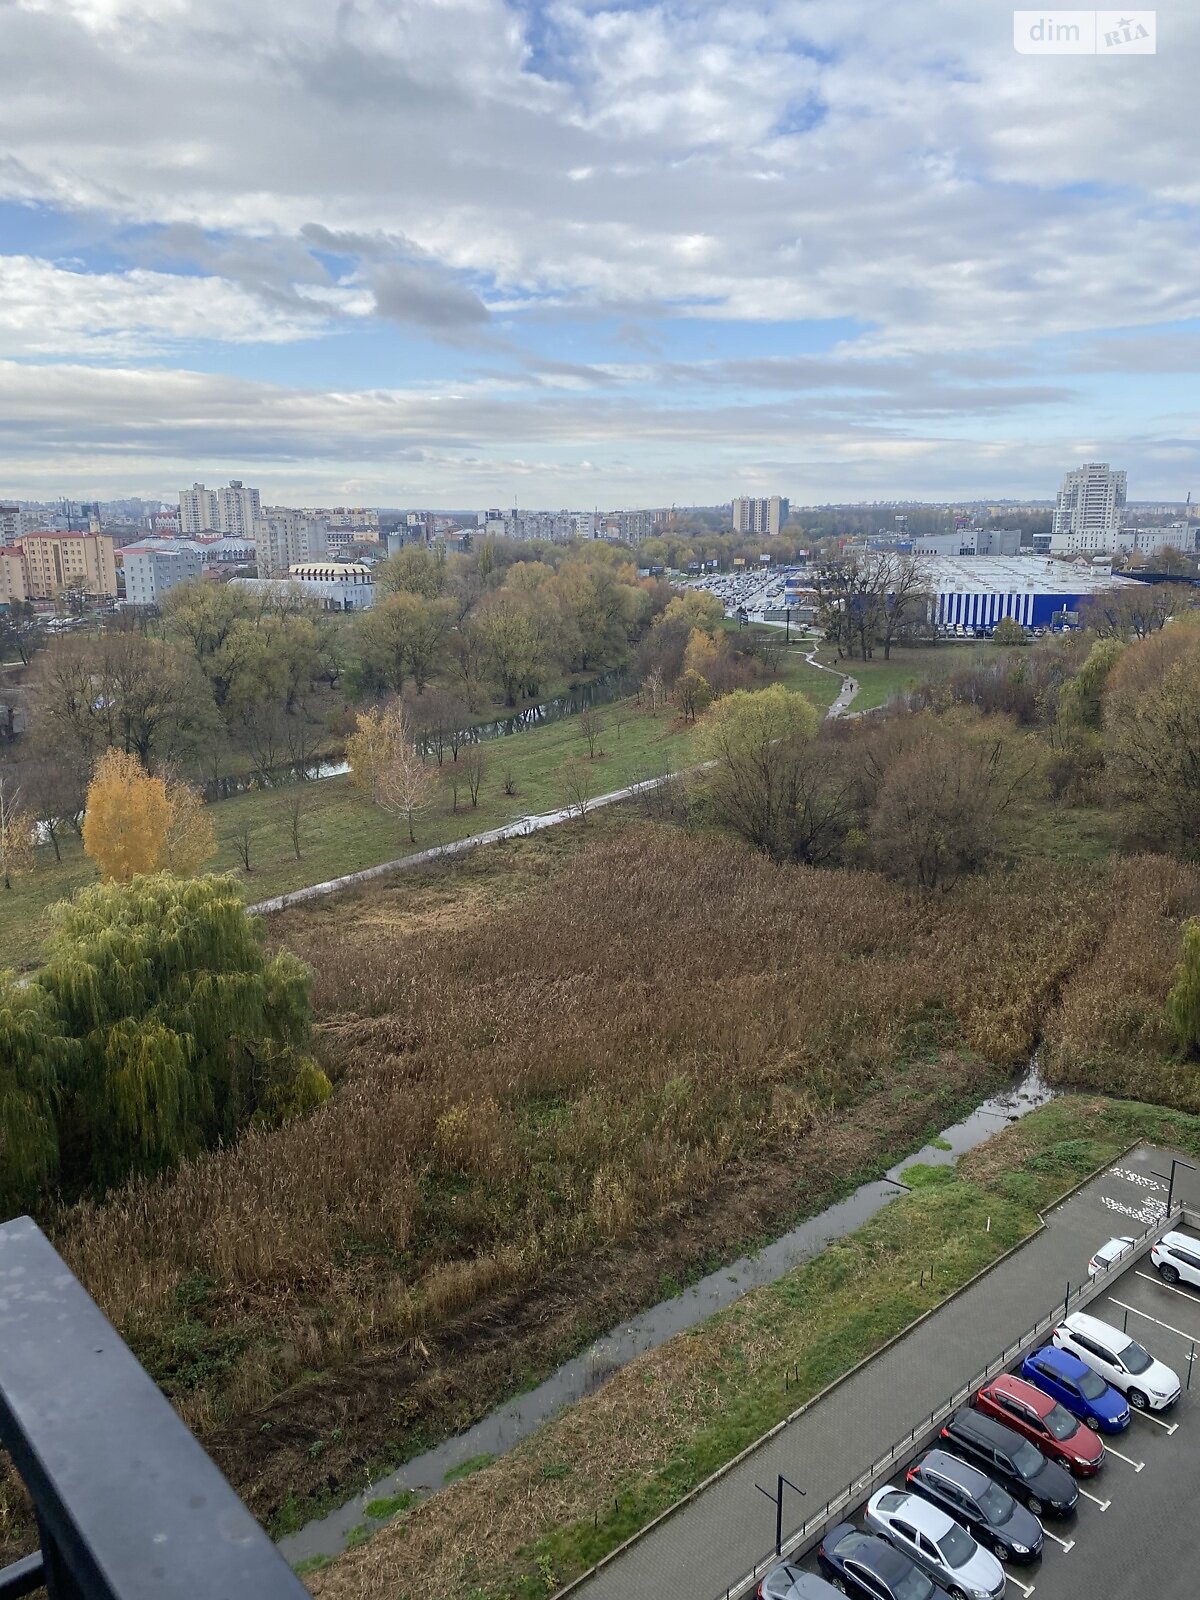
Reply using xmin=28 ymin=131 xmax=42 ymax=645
xmin=1020 ymin=1344 xmax=1130 ymax=1433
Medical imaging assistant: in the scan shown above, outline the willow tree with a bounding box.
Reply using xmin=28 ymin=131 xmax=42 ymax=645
xmin=0 ymin=976 xmax=70 ymax=1216
xmin=1168 ymin=919 xmax=1200 ymax=1057
xmin=40 ymin=874 xmax=330 ymax=1193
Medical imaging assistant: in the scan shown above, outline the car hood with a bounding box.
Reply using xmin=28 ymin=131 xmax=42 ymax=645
xmin=1027 ymin=1452 xmax=1076 ymax=1500
xmin=1141 ymin=1357 xmax=1181 ymax=1396
xmin=955 ymin=1547 xmax=1005 ymax=1596
xmin=1000 ymin=1501 xmax=1044 ymax=1548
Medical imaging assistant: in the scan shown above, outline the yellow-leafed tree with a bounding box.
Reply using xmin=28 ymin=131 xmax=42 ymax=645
xmin=0 ymin=775 xmax=35 ymax=891
xmin=163 ymin=776 xmax=217 ymax=877
xmin=82 ymin=751 xmax=214 ymax=883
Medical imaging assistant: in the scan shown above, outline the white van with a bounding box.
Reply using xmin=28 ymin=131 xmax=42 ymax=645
xmin=1051 ymin=1311 xmax=1180 ymax=1411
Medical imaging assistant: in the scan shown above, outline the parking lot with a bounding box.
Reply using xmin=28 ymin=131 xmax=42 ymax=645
xmin=572 ymin=1146 xmax=1200 ymax=1600
xmin=787 ymin=1168 xmax=1200 ymax=1600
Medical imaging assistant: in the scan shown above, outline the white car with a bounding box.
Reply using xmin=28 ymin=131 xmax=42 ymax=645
xmin=1052 ymin=1310 xmax=1181 ymax=1411
xmin=1150 ymin=1230 xmax=1200 ymax=1290
xmin=1088 ymin=1235 xmax=1135 ymax=1277
xmin=865 ymin=1487 xmax=1005 ymax=1600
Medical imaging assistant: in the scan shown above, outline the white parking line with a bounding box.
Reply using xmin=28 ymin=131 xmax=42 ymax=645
xmin=1128 ymin=1406 xmax=1179 ymax=1434
xmin=1136 ymin=1269 xmax=1200 ymax=1307
xmin=1042 ymin=1529 xmax=1075 ymax=1553
xmin=1107 ymin=1295 xmax=1200 ymax=1346
xmin=1101 ymin=1444 xmax=1144 ymax=1471
xmin=1006 ymin=1573 xmax=1035 ymax=1597
xmin=1077 ymin=1486 xmax=1110 ymax=1510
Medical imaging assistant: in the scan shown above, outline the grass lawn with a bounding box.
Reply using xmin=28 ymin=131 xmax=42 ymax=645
xmin=810 ymin=641 xmax=993 ymax=711
xmin=308 ymin=1095 xmax=1200 ymax=1600
xmin=0 ymin=697 xmax=696 ymax=971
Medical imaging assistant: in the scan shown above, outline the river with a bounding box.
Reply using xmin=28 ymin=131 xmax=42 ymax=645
xmin=277 ymin=1059 xmax=1054 ymax=1567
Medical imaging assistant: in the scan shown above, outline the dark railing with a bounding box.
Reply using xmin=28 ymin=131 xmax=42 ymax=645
xmin=0 ymin=1216 xmax=309 ymax=1600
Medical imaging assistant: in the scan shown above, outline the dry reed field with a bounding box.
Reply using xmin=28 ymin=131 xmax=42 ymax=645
xmin=1043 ymin=853 xmax=1200 ymax=1106
xmin=8 ymin=827 xmax=1192 ymax=1557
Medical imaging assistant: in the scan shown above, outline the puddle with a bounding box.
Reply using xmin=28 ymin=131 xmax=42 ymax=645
xmin=278 ymin=1059 xmax=1055 ymax=1566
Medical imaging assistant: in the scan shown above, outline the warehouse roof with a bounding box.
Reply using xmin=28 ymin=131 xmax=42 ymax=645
xmin=916 ymin=555 xmax=1141 ymax=595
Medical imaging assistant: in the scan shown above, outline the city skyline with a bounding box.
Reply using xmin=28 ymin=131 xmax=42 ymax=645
xmin=1 ymin=2 xmax=1198 ymax=503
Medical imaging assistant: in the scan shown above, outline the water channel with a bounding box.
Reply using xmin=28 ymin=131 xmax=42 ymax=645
xmin=278 ymin=1059 xmax=1055 ymax=1567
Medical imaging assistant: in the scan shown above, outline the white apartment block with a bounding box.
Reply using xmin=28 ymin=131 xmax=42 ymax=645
xmin=304 ymin=507 xmax=380 ymax=536
xmin=1114 ymin=523 xmax=1198 ymax=557
xmin=732 ymin=496 xmax=790 ymax=536
xmin=122 ymin=541 xmax=203 ymax=607
xmin=179 ymin=483 xmax=220 ymax=534
xmin=217 ymin=480 xmax=261 ymax=538
xmin=1052 ymin=463 xmax=1127 ymax=549
xmin=253 ymin=507 xmax=330 ymax=576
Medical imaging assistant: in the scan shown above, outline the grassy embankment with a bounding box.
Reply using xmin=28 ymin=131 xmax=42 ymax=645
xmin=0 ymin=693 xmax=694 ymax=969
xmin=308 ymin=1094 xmax=1200 ymax=1600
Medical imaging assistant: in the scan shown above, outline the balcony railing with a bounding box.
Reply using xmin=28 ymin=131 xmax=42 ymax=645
xmin=0 ymin=1215 xmax=310 ymax=1600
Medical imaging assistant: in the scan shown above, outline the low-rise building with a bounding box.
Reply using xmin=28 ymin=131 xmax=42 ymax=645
xmin=0 ymin=547 xmax=28 ymax=605
xmin=231 ymin=562 xmax=375 ymax=611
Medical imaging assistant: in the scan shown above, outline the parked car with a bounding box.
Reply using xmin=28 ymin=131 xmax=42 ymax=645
xmin=1020 ymin=1345 xmax=1130 ymax=1433
xmin=1150 ymin=1230 xmax=1200 ymax=1290
xmin=1088 ymin=1235 xmax=1135 ymax=1277
xmin=1052 ymin=1310 xmax=1181 ymax=1411
xmin=939 ymin=1408 xmax=1078 ymax=1518
xmin=817 ymin=1523 xmax=949 ymax=1600
xmin=972 ymin=1375 xmax=1104 ymax=1475
xmin=905 ymin=1449 xmax=1043 ymax=1564
xmin=865 ymin=1487 xmax=1005 ymax=1600
xmin=756 ymin=1562 xmax=844 ymax=1600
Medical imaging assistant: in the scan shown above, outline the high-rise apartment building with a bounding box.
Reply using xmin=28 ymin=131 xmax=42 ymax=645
xmin=253 ymin=508 xmax=329 ymax=577
xmin=1051 ymin=463 xmax=1127 ymax=551
xmin=731 ymin=496 xmax=790 ymax=536
xmin=217 ymin=481 xmax=261 ymax=538
xmin=18 ymin=533 xmax=118 ymax=598
xmin=0 ymin=505 xmax=19 ymax=543
xmin=179 ymin=483 xmax=219 ymax=535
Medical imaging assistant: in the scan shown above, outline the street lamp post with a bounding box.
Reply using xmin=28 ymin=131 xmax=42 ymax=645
xmin=1152 ymin=1157 xmax=1196 ymax=1215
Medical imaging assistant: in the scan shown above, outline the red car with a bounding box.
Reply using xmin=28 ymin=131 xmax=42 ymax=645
xmin=973 ymin=1375 xmax=1105 ymax=1476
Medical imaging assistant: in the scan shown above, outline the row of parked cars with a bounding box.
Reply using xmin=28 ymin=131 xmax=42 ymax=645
xmin=757 ymin=1303 xmax=1183 ymax=1600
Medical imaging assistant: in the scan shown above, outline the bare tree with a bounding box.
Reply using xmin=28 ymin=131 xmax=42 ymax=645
xmin=231 ymin=821 xmax=255 ymax=873
xmin=579 ymin=704 xmax=604 ymax=758
xmin=560 ymin=759 xmax=596 ymax=823
xmin=502 ymin=768 xmax=518 ymax=797
xmin=463 ymin=745 xmax=485 ymax=808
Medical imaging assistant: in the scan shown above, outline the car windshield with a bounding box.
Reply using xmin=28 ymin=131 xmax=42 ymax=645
xmin=977 ymin=1482 xmax=1013 ymax=1524
xmin=1078 ymin=1369 xmax=1108 ymax=1401
xmin=1122 ymin=1340 xmax=1153 ymax=1375
xmin=1013 ymin=1440 xmax=1045 ymax=1477
xmin=1045 ymin=1404 xmax=1078 ymax=1440
xmin=937 ymin=1524 xmax=976 ymax=1569
xmin=894 ymin=1568 xmax=936 ymax=1600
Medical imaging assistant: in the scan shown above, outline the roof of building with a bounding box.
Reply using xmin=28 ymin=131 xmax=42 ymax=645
xmin=288 ymin=562 xmax=374 ymax=579
xmin=916 ymin=555 xmax=1141 ymax=595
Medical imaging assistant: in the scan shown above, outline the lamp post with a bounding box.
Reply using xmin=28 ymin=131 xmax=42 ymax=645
xmin=755 ymin=1474 xmax=806 ymax=1558
xmin=1152 ymin=1157 xmax=1196 ymax=1215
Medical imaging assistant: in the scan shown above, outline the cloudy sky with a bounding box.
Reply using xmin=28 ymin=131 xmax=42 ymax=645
xmin=0 ymin=0 xmax=1197 ymax=507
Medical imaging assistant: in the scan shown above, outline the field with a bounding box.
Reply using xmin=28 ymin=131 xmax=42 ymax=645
xmin=813 ymin=641 xmax=994 ymax=710
xmin=307 ymin=1093 xmax=1200 ymax=1600
xmin=0 ymin=693 xmax=695 ymax=970
xmin=3 ymin=824 xmax=1191 ymax=1568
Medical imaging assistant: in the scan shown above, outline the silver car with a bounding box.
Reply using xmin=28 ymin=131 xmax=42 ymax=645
xmin=866 ymin=1487 xmax=1005 ymax=1600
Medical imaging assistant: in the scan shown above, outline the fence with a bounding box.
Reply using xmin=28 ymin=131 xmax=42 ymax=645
xmin=714 ymin=1203 xmax=1185 ymax=1600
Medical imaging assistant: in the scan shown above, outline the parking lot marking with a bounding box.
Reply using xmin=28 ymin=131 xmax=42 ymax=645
xmin=1135 ymin=1268 xmax=1200 ymax=1307
xmin=1128 ymin=1406 xmax=1179 ymax=1434
xmin=1107 ymin=1295 xmax=1200 ymax=1345
xmin=1042 ymin=1529 xmax=1075 ymax=1553
xmin=1077 ymin=1486 xmax=1110 ymax=1510
xmin=1101 ymin=1443 xmax=1144 ymax=1471
xmin=1005 ymin=1573 xmax=1035 ymax=1597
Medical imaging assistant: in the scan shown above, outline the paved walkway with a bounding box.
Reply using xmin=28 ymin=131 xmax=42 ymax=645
xmin=572 ymin=1145 xmax=1198 ymax=1600
xmin=802 ymin=648 xmax=858 ymax=719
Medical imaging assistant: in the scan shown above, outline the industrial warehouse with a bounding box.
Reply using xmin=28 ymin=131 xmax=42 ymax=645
xmin=919 ymin=555 xmax=1140 ymax=631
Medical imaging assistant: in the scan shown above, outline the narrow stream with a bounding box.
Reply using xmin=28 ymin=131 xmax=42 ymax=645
xmin=278 ymin=1059 xmax=1055 ymax=1567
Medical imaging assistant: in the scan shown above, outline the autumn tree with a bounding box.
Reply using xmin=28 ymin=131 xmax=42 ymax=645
xmin=162 ymin=776 xmax=217 ymax=877
xmin=992 ymin=617 xmax=1030 ymax=647
xmin=0 ymin=775 xmax=34 ymax=891
xmin=674 ymin=668 xmax=712 ymax=723
xmin=82 ymin=749 xmax=172 ymax=882
xmin=1104 ymin=628 xmax=1200 ymax=850
xmin=694 ymin=685 xmax=827 ymax=860
xmin=41 ymin=875 xmax=330 ymax=1192
xmin=348 ymin=701 xmax=437 ymax=843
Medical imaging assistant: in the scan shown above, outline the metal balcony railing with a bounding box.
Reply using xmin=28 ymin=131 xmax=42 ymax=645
xmin=0 ymin=1215 xmax=310 ymax=1600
